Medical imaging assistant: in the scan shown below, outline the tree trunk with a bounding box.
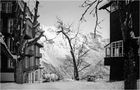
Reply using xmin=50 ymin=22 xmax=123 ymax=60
xmin=62 ymin=31 xmax=79 ymax=80
xmin=15 ymin=60 xmax=23 ymax=84
xmin=70 ymin=51 xmax=79 ymax=80
xmin=118 ymin=1 xmax=137 ymax=89
xmin=124 ymin=39 xmax=137 ymax=89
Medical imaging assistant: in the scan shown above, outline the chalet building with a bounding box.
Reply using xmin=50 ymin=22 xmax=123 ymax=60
xmin=0 ymin=0 xmax=43 ymax=83
xmin=100 ymin=0 xmax=139 ymax=81
xmin=23 ymin=41 xmax=43 ymax=83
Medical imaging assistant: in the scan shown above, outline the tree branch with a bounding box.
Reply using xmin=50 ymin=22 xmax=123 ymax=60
xmin=93 ymin=0 xmax=102 ymax=38
xmin=0 ymin=33 xmax=18 ymax=60
xmin=70 ymin=21 xmax=81 ymax=40
xmin=27 ymin=30 xmax=44 ymax=47
xmin=78 ymin=64 xmax=91 ymax=72
xmin=80 ymin=0 xmax=103 ymax=38
xmin=79 ymin=49 xmax=90 ymax=58
xmin=80 ymin=0 xmax=97 ymax=21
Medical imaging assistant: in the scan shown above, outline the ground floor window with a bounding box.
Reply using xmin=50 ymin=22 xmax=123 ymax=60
xmin=32 ymin=72 xmax=34 ymax=83
xmin=35 ymin=71 xmax=38 ymax=81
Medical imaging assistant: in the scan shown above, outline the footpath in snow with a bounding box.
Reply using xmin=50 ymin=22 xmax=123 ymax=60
xmin=1 ymin=80 xmax=124 ymax=90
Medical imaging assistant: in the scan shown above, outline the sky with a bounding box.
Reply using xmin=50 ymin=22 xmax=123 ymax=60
xmin=26 ymin=0 xmax=110 ymax=39
xmin=24 ymin=0 xmax=110 ymax=66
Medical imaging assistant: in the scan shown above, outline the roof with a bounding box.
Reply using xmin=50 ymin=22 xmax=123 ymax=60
xmin=18 ymin=0 xmax=34 ymax=19
xmin=99 ymin=1 xmax=113 ymax=10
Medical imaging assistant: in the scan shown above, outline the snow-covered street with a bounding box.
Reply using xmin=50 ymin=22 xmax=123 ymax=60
xmin=1 ymin=81 xmax=124 ymax=90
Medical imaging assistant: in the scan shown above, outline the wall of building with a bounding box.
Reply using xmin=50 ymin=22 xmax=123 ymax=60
xmin=0 ymin=73 xmax=14 ymax=82
xmin=0 ymin=1 xmax=16 ymax=82
xmin=104 ymin=1 xmax=139 ymax=81
xmin=110 ymin=10 xmax=122 ymax=42
xmin=23 ymin=69 xmax=42 ymax=83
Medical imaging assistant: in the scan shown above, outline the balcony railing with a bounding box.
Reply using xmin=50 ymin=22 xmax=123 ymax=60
xmin=25 ymin=49 xmax=34 ymax=56
xmin=35 ymin=53 xmax=42 ymax=58
xmin=105 ymin=40 xmax=123 ymax=57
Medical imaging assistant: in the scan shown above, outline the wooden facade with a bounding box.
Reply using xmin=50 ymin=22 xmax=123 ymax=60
xmin=103 ymin=1 xmax=139 ymax=81
xmin=0 ymin=0 xmax=16 ymax=82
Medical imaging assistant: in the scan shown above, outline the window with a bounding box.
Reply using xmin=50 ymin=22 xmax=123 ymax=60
xmin=112 ymin=43 xmax=115 ymax=57
xmin=30 ymin=56 xmax=34 ymax=67
xmin=25 ymin=57 xmax=29 ymax=69
xmin=111 ymin=40 xmax=123 ymax=57
xmin=6 ymin=2 xmax=12 ymax=13
xmin=1 ymin=2 xmax=12 ymax=13
xmin=1 ymin=2 xmax=6 ymax=12
xmin=35 ymin=46 xmax=39 ymax=56
xmin=8 ymin=19 xmax=13 ymax=34
xmin=7 ymin=37 xmax=14 ymax=53
xmin=8 ymin=59 xmax=14 ymax=68
xmin=32 ymin=72 xmax=34 ymax=83
xmin=7 ymin=38 xmax=11 ymax=48
xmin=105 ymin=45 xmax=111 ymax=57
xmin=110 ymin=1 xmax=118 ymax=12
xmin=125 ymin=0 xmax=135 ymax=5
xmin=35 ymin=58 xmax=39 ymax=66
xmin=35 ymin=71 xmax=38 ymax=81
xmin=105 ymin=40 xmax=123 ymax=57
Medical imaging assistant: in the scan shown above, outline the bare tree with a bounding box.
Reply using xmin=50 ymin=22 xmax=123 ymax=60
xmin=56 ymin=19 xmax=79 ymax=80
xmin=56 ymin=19 xmax=91 ymax=80
xmin=76 ymin=36 xmax=91 ymax=73
xmin=12 ymin=1 xmax=45 ymax=83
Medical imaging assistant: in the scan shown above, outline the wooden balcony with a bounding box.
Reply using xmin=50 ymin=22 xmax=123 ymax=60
xmin=105 ymin=40 xmax=123 ymax=58
xmin=104 ymin=40 xmax=124 ymax=66
xmin=104 ymin=57 xmax=124 ymax=66
xmin=25 ymin=49 xmax=34 ymax=57
xmin=23 ymin=65 xmax=41 ymax=72
xmin=35 ymin=53 xmax=42 ymax=58
xmin=34 ymin=65 xmax=41 ymax=70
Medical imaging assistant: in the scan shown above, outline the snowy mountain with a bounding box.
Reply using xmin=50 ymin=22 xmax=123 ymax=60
xmin=39 ymin=24 xmax=110 ymax=79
